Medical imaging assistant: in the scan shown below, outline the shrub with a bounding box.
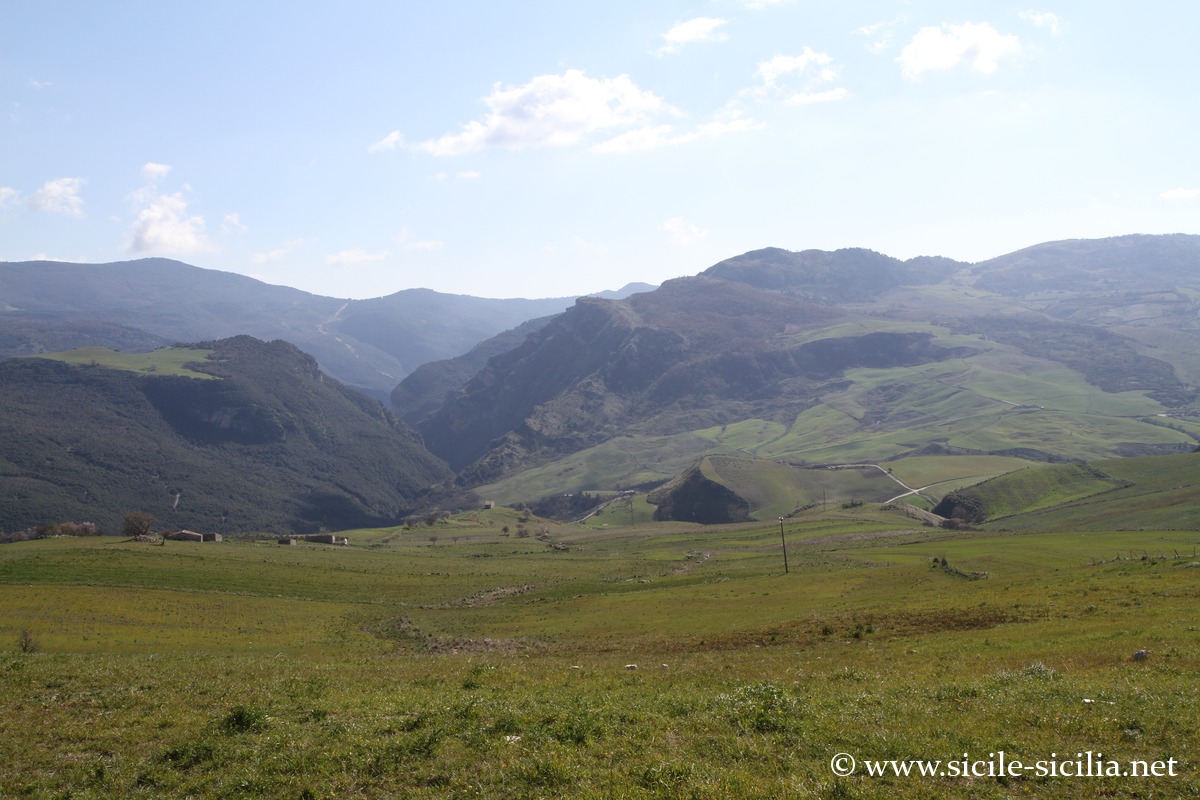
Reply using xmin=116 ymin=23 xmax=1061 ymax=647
xmin=221 ymin=705 xmax=270 ymax=734
xmin=17 ymin=629 xmax=38 ymax=654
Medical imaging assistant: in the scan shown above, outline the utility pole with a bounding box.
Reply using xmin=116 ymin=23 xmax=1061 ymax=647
xmin=778 ymin=517 xmax=789 ymax=574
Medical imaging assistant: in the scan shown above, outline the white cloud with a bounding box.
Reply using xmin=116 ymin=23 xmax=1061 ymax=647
xmin=251 ymin=239 xmax=309 ymax=264
xmin=141 ymin=162 xmax=172 ymax=182
xmin=27 ymin=177 xmax=85 ymax=217
xmin=1161 ymin=187 xmax=1200 ymax=201
xmin=431 ymin=170 xmax=482 ymax=182
xmin=368 ymin=130 xmax=404 ymax=154
xmin=898 ymin=22 xmax=1022 ymax=80
xmin=594 ymin=125 xmax=693 ymax=154
xmin=326 ymin=248 xmax=390 ymax=266
xmin=855 ymin=18 xmax=903 ymax=54
xmin=415 ymin=70 xmax=670 ymax=155
xmin=756 ymin=50 xmax=833 ymax=88
xmin=1019 ymin=10 xmax=1061 ymax=35
xmin=787 ymin=87 xmax=850 ymax=105
xmin=743 ymin=49 xmax=848 ymax=105
xmin=221 ymin=212 xmax=248 ymax=234
xmin=394 ymin=227 xmax=444 ymax=251
xmin=661 ymin=217 xmax=708 ymax=246
xmin=252 ymin=248 xmax=288 ymax=264
xmin=593 ymin=109 xmax=758 ymax=154
xmin=128 ymin=191 xmax=209 ymax=254
xmin=657 ymin=17 xmax=728 ymax=55
xmin=696 ymin=113 xmax=760 ymax=137
xmin=0 ymin=186 xmax=20 ymax=207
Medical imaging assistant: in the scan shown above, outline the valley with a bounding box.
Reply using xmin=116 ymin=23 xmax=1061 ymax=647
xmin=2 ymin=235 xmax=1200 ymax=797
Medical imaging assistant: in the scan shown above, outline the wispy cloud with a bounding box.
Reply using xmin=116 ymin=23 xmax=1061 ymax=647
xmin=368 ymin=130 xmax=404 ymax=154
xmin=1161 ymin=187 xmax=1200 ymax=201
xmin=28 ymin=177 xmax=85 ymax=217
xmin=593 ymin=109 xmax=758 ymax=154
xmin=326 ymin=248 xmax=390 ymax=266
xmin=220 ymin=212 xmax=248 ymax=234
xmin=395 ymin=227 xmax=444 ymax=251
xmin=656 ymin=17 xmax=729 ymax=55
xmin=661 ymin=216 xmax=708 ymax=246
xmin=431 ymin=170 xmax=482 ymax=182
xmin=743 ymin=49 xmax=848 ymax=105
xmin=141 ymin=162 xmax=172 ymax=181
xmin=251 ymin=239 xmax=309 ymax=265
xmin=0 ymin=186 xmax=20 ymax=208
xmin=127 ymin=163 xmax=210 ymax=254
xmin=252 ymin=248 xmax=288 ymax=264
xmin=787 ymin=88 xmax=849 ymax=105
xmin=855 ymin=18 xmax=903 ymax=54
xmin=1019 ymin=10 xmax=1061 ymax=35
xmin=413 ymin=70 xmax=670 ymax=156
xmin=898 ymin=22 xmax=1022 ymax=80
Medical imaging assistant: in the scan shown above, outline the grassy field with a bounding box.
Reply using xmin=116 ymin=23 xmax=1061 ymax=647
xmin=27 ymin=345 xmax=218 ymax=379
xmin=478 ymin=333 xmax=1197 ymax=507
xmin=2 ymin=506 xmax=1198 ymax=798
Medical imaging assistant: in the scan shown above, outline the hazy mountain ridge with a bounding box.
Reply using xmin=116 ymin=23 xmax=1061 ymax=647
xmin=0 ymin=258 xmax=590 ymax=399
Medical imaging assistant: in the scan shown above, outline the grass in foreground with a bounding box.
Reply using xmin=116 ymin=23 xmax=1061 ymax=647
xmin=1 ymin=517 xmax=1197 ymax=798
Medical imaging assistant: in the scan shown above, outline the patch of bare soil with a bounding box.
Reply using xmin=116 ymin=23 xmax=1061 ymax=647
xmin=800 ymin=528 xmax=926 ymax=546
xmin=435 ymin=584 xmax=535 ymax=608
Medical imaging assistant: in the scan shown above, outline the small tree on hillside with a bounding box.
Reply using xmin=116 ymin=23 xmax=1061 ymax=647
xmin=122 ymin=511 xmax=157 ymax=540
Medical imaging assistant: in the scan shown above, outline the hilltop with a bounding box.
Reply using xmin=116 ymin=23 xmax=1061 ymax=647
xmin=0 ymin=336 xmax=451 ymax=534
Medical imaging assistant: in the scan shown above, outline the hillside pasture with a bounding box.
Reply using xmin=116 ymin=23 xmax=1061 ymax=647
xmin=28 ymin=345 xmax=218 ymax=379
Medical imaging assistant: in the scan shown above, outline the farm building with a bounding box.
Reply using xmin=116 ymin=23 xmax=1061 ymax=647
xmin=302 ymin=534 xmax=349 ymax=546
xmin=164 ymin=530 xmax=204 ymax=542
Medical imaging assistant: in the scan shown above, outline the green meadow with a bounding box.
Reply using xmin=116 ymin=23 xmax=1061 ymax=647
xmin=478 ymin=322 xmax=1199 ymax=508
xmin=28 ymin=346 xmax=218 ymax=379
xmin=2 ymin=505 xmax=1198 ymax=798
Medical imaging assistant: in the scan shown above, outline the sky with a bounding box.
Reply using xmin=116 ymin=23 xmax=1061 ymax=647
xmin=2 ymin=1 xmax=1198 ymax=300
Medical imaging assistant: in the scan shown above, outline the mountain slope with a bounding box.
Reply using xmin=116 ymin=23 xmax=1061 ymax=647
xmin=0 ymin=336 xmax=451 ymax=534
xmin=414 ymin=276 xmax=981 ymax=483
xmin=938 ymin=452 xmax=1200 ymax=532
xmin=405 ymin=236 xmax=1200 ymax=500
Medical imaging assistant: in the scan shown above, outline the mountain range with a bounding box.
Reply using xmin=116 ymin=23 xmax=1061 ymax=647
xmin=0 ymin=256 xmax=652 ymax=401
xmin=396 ymin=234 xmax=1200 ymax=512
xmin=3 ymin=234 xmax=1200 ymax=530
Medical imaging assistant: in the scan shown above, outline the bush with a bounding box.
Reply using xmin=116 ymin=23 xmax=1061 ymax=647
xmin=221 ymin=705 xmax=270 ymax=734
xmin=17 ymin=629 xmax=38 ymax=654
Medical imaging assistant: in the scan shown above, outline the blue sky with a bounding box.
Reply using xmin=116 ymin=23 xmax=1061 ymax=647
xmin=2 ymin=1 xmax=1197 ymax=299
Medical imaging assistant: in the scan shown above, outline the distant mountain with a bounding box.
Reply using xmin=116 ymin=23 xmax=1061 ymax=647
xmin=0 ymin=336 xmax=451 ymax=534
xmin=590 ymin=282 xmax=657 ymax=300
xmin=0 ymin=258 xmax=581 ymax=398
xmin=401 ymin=234 xmax=1200 ymax=504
